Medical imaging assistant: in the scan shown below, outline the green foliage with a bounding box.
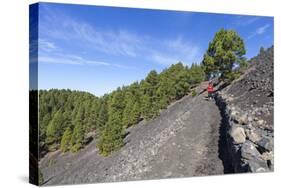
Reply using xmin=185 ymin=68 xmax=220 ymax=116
xmin=239 ymin=57 xmax=249 ymax=70
xmin=46 ymin=110 xmax=65 ymax=146
xmin=96 ymin=99 xmax=108 ymax=129
xmin=202 ymin=28 xmax=246 ymax=80
xmin=70 ymin=123 xmax=84 ymax=152
xmin=97 ymin=90 xmax=125 ymax=156
xmin=39 ymin=90 xmax=99 ymax=155
xmin=191 ymin=90 xmax=197 ymax=97
xmin=223 ymin=70 xmax=241 ymax=83
xmin=189 ymin=64 xmax=205 ymax=86
xmin=60 ymin=127 xmax=72 ymax=152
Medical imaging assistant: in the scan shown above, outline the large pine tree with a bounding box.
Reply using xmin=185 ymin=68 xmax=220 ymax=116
xmin=97 ymin=89 xmax=125 ymax=156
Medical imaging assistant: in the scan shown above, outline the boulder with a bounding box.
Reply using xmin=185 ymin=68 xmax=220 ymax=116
xmin=229 ymin=126 xmax=246 ymax=144
xmin=260 ymin=151 xmax=273 ymax=161
xmin=238 ymin=114 xmax=248 ymax=125
xmin=257 ymin=119 xmax=265 ymax=126
xmin=247 ymin=116 xmax=253 ymax=122
xmin=248 ymin=158 xmax=269 ymax=172
xmin=245 ymin=129 xmax=261 ymax=143
xmin=257 ymin=137 xmax=273 ymax=152
xmin=241 ymin=141 xmax=261 ymax=160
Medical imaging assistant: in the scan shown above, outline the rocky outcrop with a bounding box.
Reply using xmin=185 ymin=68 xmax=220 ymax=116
xmin=215 ymin=46 xmax=274 ymax=173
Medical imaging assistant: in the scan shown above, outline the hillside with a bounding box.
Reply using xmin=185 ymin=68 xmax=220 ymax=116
xmin=39 ymin=46 xmax=274 ymax=185
xmin=38 ymin=63 xmax=205 ymax=158
xmin=40 ymin=82 xmax=224 ymax=185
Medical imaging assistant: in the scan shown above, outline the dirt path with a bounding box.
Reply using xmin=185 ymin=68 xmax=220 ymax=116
xmin=40 ymin=85 xmax=224 ymax=185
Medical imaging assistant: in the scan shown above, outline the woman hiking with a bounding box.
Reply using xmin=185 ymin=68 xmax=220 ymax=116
xmin=207 ymin=81 xmax=214 ymax=100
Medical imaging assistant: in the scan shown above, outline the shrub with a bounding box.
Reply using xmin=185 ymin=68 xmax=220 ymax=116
xmin=191 ymin=90 xmax=197 ymax=97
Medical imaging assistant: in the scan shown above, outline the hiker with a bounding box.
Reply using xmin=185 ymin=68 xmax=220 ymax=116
xmin=207 ymin=81 xmax=214 ymax=100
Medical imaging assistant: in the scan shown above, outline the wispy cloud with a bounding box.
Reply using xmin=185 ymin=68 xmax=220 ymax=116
xmin=248 ymin=24 xmax=270 ymax=39
xmin=234 ymin=16 xmax=260 ymax=26
xmin=39 ymin=5 xmax=202 ymax=67
xmin=149 ymin=37 xmax=201 ymax=65
xmin=42 ymin=13 xmax=142 ymax=58
xmin=256 ymin=24 xmax=270 ymax=34
xmin=150 ymin=54 xmax=181 ymax=66
xmin=39 ymin=38 xmax=57 ymax=52
xmin=39 ymin=53 xmax=130 ymax=69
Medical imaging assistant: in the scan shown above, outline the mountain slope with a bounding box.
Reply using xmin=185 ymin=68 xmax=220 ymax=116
xmin=39 ymin=46 xmax=274 ymax=185
xmin=40 ymin=83 xmax=224 ymax=185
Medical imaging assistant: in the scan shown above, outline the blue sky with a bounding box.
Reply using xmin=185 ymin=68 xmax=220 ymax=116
xmin=33 ymin=3 xmax=273 ymax=96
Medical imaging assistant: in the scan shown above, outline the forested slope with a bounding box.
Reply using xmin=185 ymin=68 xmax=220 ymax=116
xmin=39 ymin=90 xmax=100 ymax=156
xmin=39 ymin=63 xmax=205 ymax=157
xmin=40 ymin=81 xmax=224 ymax=185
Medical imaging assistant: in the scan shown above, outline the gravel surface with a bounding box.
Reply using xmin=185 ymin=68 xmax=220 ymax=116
xmin=40 ymin=83 xmax=225 ymax=185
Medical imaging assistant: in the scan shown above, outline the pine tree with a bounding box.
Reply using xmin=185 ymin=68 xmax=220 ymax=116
xmin=70 ymin=123 xmax=84 ymax=152
xmin=131 ymin=101 xmax=141 ymax=124
xmin=97 ymin=100 xmax=108 ymax=129
xmin=46 ymin=110 xmax=64 ymax=146
xmin=122 ymin=91 xmax=135 ymax=128
xmin=96 ymin=90 xmax=125 ymax=156
xmin=60 ymin=127 xmax=72 ymax=152
xmin=188 ymin=63 xmax=205 ymax=86
xmin=202 ymin=28 xmax=246 ymax=80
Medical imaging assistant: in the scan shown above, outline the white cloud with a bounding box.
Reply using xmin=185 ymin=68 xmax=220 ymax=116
xmin=39 ymin=56 xmax=82 ymax=65
xmin=248 ymin=24 xmax=270 ymax=39
xmin=164 ymin=37 xmax=201 ymax=60
xmin=234 ymin=16 xmax=260 ymax=26
xmin=151 ymin=53 xmax=181 ymax=66
xmin=38 ymin=38 xmax=57 ymax=52
xmin=45 ymin=18 xmax=142 ymax=57
xmin=256 ymin=24 xmax=270 ymax=34
xmin=40 ymin=6 xmax=202 ymax=67
xmin=39 ymin=54 xmax=130 ymax=69
xmin=148 ymin=37 xmax=202 ymax=65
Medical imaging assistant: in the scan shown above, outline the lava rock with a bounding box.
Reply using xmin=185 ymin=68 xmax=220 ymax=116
xmin=257 ymin=137 xmax=273 ymax=152
xmin=241 ymin=141 xmax=261 ymax=160
xmin=238 ymin=114 xmax=248 ymax=125
xmin=229 ymin=125 xmax=246 ymax=144
xmin=260 ymin=151 xmax=273 ymax=161
xmin=257 ymin=119 xmax=265 ymax=126
xmin=245 ymin=129 xmax=261 ymax=143
xmin=248 ymin=158 xmax=269 ymax=172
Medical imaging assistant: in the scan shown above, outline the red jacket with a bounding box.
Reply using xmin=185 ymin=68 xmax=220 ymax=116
xmin=207 ymin=85 xmax=214 ymax=93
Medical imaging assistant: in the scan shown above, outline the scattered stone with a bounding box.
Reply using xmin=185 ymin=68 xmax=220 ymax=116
xmin=230 ymin=110 xmax=239 ymax=120
xmin=226 ymin=96 xmax=234 ymax=102
xmin=257 ymin=137 xmax=273 ymax=152
xmin=238 ymin=114 xmax=248 ymax=125
xmin=260 ymin=152 xmax=273 ymax=161
xmin=248 ymin=158 xmax=269 ymax=172
xmin=245 ymin=129 xmax=261 ymax=143
xmin=257 ymin=119 xmax=265 ymax=126
xmin=229 ymin=126 xmax=246 ymax=144
xmin=241 ymin=141 xmax=261 ymax=160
